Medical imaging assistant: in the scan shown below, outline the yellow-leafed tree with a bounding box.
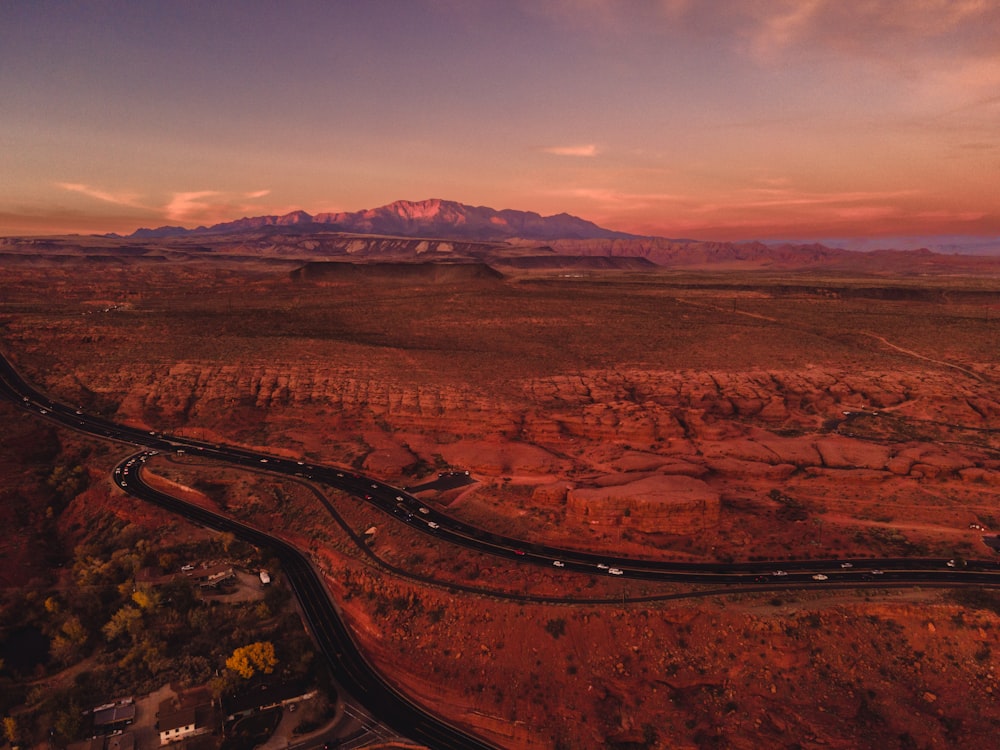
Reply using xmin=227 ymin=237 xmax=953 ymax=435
xmin=226 ymin=641 xmax=277 ymax=679
xmin=3 ymin=716 xmax=20 ymax=744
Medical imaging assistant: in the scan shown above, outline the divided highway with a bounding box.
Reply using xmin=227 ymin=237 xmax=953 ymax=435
xmin=112 ymin=454 xmax=497 ymax=750
xmin=0 ymin=353 xmax=498 ymax=750
xmin=5 ymin=351 xmax=998 ymax=590
xmin=4 ymin=349 xmax=1000 ymax=747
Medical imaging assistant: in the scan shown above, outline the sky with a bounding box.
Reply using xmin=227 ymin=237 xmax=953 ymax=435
xmin=1 ymin=0 xmax=999 ymax=242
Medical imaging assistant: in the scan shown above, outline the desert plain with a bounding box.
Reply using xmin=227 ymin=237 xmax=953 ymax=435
xmin=3 ymin=241 xmax=1000 ymax=750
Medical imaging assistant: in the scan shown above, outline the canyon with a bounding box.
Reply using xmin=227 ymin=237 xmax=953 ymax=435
xmin=3 ymin=239 xmax=1000 ymax=748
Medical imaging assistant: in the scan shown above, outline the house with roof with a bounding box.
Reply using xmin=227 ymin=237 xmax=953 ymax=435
xmin=92 ymin=698 xmax=136 ymax=735
xmin=158 ymin=702 xmax=197 ymax=746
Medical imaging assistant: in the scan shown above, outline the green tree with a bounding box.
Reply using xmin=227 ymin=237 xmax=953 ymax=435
xmin=544 ymin=618 xmax=567 ymax=639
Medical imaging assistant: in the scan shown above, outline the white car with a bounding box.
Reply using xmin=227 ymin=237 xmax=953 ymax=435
xmin=427 ymin=521 xmax=439 ymax=530
xmin=840 ymin=562 xmax=853 ymax=568
xmin=418 ymin=507 xmax=430 ymax=515
xmin=608 ymin=568 xmax=624 ymax=576
xmin=812 ymin=574 xmax=829 ymax=581
xmin=596 ymin=563 xmax=609 ymax=570
xmin=552 ymin=560 xmax=565 ymax=568
xmin=773 ymin=570 xmax=788 ymax=576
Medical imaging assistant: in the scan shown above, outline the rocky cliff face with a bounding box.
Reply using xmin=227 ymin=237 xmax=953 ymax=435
xmin=54 ymin=360 xmax=999 ymax=537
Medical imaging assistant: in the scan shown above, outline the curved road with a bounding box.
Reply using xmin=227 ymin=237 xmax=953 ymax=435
xmin=4 ymin=352 xmax=1000 ymax=589
xmin=4 ymin=350 xmax=1000 ymax=745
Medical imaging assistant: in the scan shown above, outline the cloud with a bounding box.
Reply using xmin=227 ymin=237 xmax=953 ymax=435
xmin=531 ymin=1 xmax=1000 ymax=91
xmin=163 ymin=189 xmax=272 ymax=223
xmin=542 ymin=144 xmax=599 ymax=157
xmin=56 ymin=183 xmax=147 ymax=210
xmin=557 ymin=186 xmax=686 ymax=207
xmin=164 ymin=191 xmax=220 ymax=221
xmin=733 ymin=188 xmax=921 ymax=210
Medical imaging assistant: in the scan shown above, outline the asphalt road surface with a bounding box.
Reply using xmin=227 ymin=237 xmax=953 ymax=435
xmin=4 ymin=350 xmax=1000 ymax=748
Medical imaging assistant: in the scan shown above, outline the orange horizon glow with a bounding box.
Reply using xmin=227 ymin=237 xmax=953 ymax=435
xmin=2 ymin=2 xmax=998 ymax=245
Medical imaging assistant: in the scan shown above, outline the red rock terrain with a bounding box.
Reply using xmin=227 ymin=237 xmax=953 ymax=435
xmin=3 ymin=256 xmax=1000 ymax=748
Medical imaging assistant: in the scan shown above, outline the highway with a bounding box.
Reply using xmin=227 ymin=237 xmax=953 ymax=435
xmin=0 ymin=353 xmax=499 ymax=750
xmin=4 ymin=349 xmax=1000 ymax=748
xmin=112 ymin=454 xmax=496 ymax=750
xmin=5 ymin=351 xmax=998 ymax=590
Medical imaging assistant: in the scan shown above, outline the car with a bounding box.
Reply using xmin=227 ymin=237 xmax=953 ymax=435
xmin=840 ymin=562 xmax=853 ymax=568
xmin=371 ymin=483 xmax=379 ymax=489
xmin=427 ymin=521 xmax=439 ymax=530
xmin=596 ymin=563 xmax=609 ymax=570
xmin=418 ymin=507 xmax=430 ymax=515
xmin=297 ymin=461 xmax=305 ymax=466
xmin=773 ymin=570 xmax=788 ymax=576
xmin=608 ymin=568 xmax=624 ymax=576
xmin=946 ymin=559 xmax=957 ymax=568
xmin=812 ymin=574 xmax=829 ymax=581
xmin=514 ymin=549 xmax=525 ymax=556
xmin=259 ymin=458 xmax=268 ymax=463
xmin=181 ymin=564 xmax=194 ymax=571
xmin=871 ymin=569 xmax=884 ymax=575
xmin=552 ymin=560 xmax=565 ymax=567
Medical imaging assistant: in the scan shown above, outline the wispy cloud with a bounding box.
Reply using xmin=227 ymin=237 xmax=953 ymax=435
xmin=542 ymin=144 xmax=599 ymax=157
xmin=733 ymin=188 xmax=921 ymax=210
xmin=556 ymin=186 xmax=686 ymax=206
xmin=56 ymin=183 xmax=148 ymax=210
xmin=57 ymin=182 xmax=271 ymax=225
xmin=163 ymin=189 xmax=272 ymax=223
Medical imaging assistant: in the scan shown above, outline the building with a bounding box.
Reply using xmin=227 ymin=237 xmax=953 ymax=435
xmin=186 ymin=563 xmax=235 ymax=590
xmin=158 ymin=702 xmax=197 ymax=746
xmin=92 ymin=699 xmax=136 ymax=735
xmin=222 ymin=680 xmax=316 ymax=721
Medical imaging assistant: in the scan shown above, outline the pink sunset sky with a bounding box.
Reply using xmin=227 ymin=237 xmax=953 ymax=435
xmin=1 ymin=0 xmax=998 ymax=243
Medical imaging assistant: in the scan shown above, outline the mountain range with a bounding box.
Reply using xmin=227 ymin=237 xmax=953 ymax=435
xmin=72 ymin=197 xmax=998 ymax=274
xmin=127 ymin=198 xmax=640 ymax=242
